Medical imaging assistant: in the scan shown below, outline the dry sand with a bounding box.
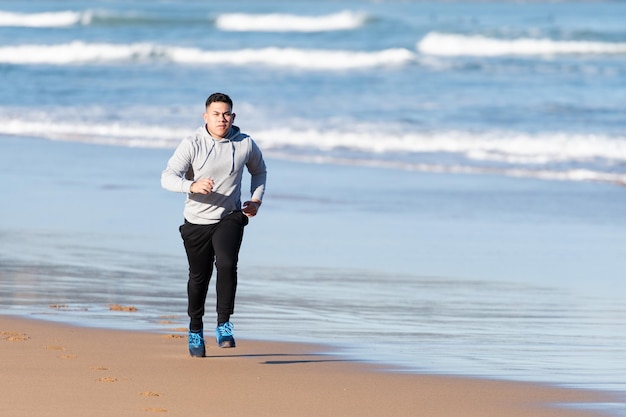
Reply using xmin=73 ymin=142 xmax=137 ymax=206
xmin=0 ymin=315 xmax=614 ymax=417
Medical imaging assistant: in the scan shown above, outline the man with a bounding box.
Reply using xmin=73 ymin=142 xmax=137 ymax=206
xmin=161 ymin=92 xmax=267 ymax=357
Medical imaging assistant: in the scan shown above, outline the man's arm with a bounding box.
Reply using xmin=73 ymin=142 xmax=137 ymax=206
xmin=243 ymin=140 xmax=267 ymax=217
xmin=161 ymin=139 xmax=195 ymax=194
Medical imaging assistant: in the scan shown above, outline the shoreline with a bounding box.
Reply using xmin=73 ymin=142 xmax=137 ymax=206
xmin=1 ymin=315 xmax=617 ymax=417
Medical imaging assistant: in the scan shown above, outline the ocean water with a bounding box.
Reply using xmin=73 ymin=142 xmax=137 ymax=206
xmin=2 ymin=0 xmax=626 ymax=184
xmin=1 ymin=0 xmax=626 ymax=413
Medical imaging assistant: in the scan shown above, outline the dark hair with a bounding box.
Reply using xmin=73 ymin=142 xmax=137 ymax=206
xmin=205 ymin=92 xmax=233 ymax=109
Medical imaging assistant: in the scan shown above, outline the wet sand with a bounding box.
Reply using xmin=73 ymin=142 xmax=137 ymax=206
xmin=0 ymin=315 xmax=614 ymax=417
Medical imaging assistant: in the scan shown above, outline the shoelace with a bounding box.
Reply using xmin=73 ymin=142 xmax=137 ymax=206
xmin=217 ymin=322 xmax=234 ymax=336
xmin=189 ymin=332 xmax=204 ymax=345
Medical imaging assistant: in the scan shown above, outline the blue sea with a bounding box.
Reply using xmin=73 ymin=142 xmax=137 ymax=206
xmin=1 ymin=0 xmax=626 ymax=413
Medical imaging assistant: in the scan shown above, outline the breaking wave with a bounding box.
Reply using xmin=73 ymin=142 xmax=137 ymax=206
xmin=0 ymin=8 xmax=367 ymax=31
xmin=0 ymin=41 xmax=415 ymax=69
xmin=0 ymin=10 xmax=91 ymax=27
xmin=215 ymin=10 xmax=367 ymax=32
xmin=418 ymin=32 xmax=626 ymax=57
xmin=2 ymin=111 xmax=625 ymax=185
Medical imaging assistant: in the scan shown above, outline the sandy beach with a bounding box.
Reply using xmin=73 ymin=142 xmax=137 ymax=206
xmin=1 ymin=315 xmax=614 ymax=417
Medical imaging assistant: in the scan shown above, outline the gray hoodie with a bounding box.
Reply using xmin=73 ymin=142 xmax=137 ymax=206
xmin=161 ymin=125 xmax=267 ymax=225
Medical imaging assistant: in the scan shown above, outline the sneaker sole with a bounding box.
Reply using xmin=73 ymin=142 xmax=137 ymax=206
xmin=189 ymin=348 xmax=206 ymax=357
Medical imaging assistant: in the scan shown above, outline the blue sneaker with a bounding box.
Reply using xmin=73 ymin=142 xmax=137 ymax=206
xmin=188 ymin=330 xmax=205 ymax=357
xmin=215 ymin=322 xmax=236 ymax=348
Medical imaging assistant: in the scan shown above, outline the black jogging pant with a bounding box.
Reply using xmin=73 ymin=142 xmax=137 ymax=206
xmin=179 ymin=211 xmax=248 ymax=332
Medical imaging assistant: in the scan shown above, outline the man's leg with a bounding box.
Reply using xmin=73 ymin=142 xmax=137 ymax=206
xmin=212 ymin=212 xmax=247 ymax=325
xmin=180 ymin=221 xmax=216 ymax=332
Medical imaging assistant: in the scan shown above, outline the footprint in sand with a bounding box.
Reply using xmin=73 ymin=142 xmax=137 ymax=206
xmin=108 ymin=304 xmax=138 ymax=312
xmin=59 ymin=354 xmax=78 ymax=359
xmin=91 ymin=366 xmax=115 ymax=382
xmin=49 ymin=304 xmax=88 ymax=312
xmin=1 ymin=331 xmax=30 ymax=342
xmin=96 ymin=377 xmax=119 ymax=383
xmin=140 ymin=392 xmax=166 ymax=413
xmin=45 ymin=345 xmax=65 ymax=351
xmin=161 ymin=334 xmax=185 ymax=339
xmin=139 ymin=391 xmax=163 ymax=397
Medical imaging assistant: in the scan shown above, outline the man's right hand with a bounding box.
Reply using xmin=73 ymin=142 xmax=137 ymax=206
xmin=190 ymin=178 xmax=214 ymax=194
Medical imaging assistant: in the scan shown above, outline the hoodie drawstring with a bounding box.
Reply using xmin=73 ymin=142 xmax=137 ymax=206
xmin=198 ymin=137 xmax=235 ymax=176
xmin=229 ymin=140 xmax=235 ymax=175
xmin=197 ymin=139 xmax=216 ymax=171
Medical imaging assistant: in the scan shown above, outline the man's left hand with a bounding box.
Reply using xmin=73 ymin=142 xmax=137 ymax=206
xmin=242 ymin=200 xmax=261 ymax=217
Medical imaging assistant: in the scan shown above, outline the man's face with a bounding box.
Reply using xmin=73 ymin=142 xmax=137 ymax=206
xmin=203 ymin=101 xmax=235 ymax=139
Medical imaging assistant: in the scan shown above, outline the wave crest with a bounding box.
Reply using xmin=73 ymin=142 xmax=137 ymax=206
xmin=0 ymin=10 xmax=91 ymax=27
xmin=2 ymin=109 xmax=625 ymax=185
xmin=418 ymin=32 xmax=626 ymax=57
xmin=0 ymin=42 xmax=415 ymax=69
xmin=215 ymin=10 xmax=367 ymax=32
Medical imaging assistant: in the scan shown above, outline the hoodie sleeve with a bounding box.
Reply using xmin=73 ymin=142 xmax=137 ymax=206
xmin=246 ymin=139 xmax=267 ymax=201
xmin=161 ymin=137 xmax=195 ymax=194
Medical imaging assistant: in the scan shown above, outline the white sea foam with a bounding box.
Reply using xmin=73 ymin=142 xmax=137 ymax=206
xmin=0 ymin=41 xmax=156 ymax=64
xmin=253 ymin=128 xmax=626 ymax=166
xmin=0 ymin=10 xmax=91 ymax=27
xmin=0 ymin=117 xmax=185 ymax=149
xmin=283 ymin=131 xmax=626 ymax=185
xmin=2 ymin=111 xmax=625 ymax=185
xmin=418 ymin=32 xmax=626 ymax=57
xmin=2 ymin=114 xmax=625 ymax=164
xmin=0 ymin=41 xmax=415 ymax=69
xmin=3 ymin=112 xmax=626 ymax=163
xmin=168 ymin=46 xmax=414 ymax=69
xmin=215 ymin=10 xmax=367 ymax=32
